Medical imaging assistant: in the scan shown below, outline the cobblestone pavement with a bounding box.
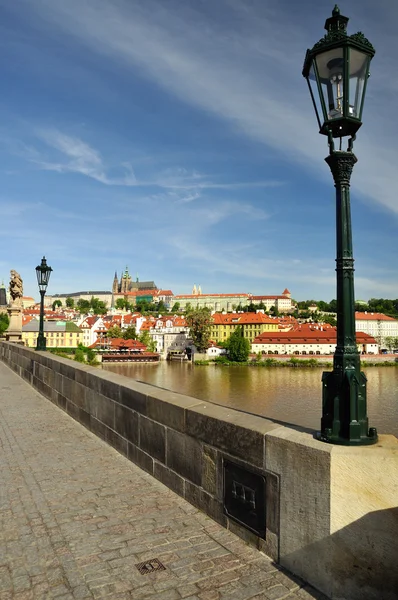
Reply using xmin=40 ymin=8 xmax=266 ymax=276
xmin=0 ymin=362 xmax=327 ymax=600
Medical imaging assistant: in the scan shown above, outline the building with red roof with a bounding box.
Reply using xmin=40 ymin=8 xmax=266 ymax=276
xmin=211 ymin=312 xmax=279 ymax=343
xmin=355 ymin=312 xmax=398 ymax=348
xmin=252 ymin=324 xmax=378 ymax=356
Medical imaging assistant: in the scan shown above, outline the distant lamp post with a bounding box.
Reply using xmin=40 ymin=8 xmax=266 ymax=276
xmin=35 ymin=257 xmax=52 ymax=351
xmin=303 ymin=6 xmax=377 ymax=445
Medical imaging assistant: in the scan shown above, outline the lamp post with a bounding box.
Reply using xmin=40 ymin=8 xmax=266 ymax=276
xmin=303 ymin=6 xmax=377 ymax=445
xmin=35 ymin=257 xmax=52 ymax=351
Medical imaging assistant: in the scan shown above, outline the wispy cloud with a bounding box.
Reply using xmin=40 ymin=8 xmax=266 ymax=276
xmin=17 ymin=0 xmax=398 ymax=213
xmin=16 ymin=127 xmax=282 ymax=193
xmin=32 ymin=128 xmax=137 ymax=186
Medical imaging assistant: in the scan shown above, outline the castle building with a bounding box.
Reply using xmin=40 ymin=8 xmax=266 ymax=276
xmin=112 ymin=267 xmax=157 ymax=294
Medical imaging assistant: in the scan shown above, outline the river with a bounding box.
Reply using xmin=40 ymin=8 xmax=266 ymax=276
xmin=103 ymin=362 xmax=398 ymax=437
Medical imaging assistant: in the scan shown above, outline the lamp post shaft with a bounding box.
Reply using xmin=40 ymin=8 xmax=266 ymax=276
xmin=36 ymin=290 xmax=46 ymax=351
xmin=320 ymin=149 xmax=377 ymax=445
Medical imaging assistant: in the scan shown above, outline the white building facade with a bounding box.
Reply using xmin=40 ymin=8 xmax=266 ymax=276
xmin=355 ymin=312 xmax=398 ymax=349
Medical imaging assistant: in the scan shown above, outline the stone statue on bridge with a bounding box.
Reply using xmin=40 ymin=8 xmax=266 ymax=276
xmin=9 ymin=270 xmax=23 ymax=304
xmin=6 ymin=269 xmax=23 ymax=343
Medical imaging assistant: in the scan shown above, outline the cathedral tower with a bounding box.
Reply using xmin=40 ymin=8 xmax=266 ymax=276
xmin=112 ymin=271 xmax=119 ymax=294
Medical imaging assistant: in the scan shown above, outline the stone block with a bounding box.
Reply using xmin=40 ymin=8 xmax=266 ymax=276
xmin=90 ymin=416 xmax=108 ymax=441
xmin=265 ymin=428 xmax=332 ymax=563
xmin=266 ymin=471 xmax=280 ymax=536
xmin=147 ymin=389 xmax=201 ymax=432
xmin=105 ymin=428 xmax=128 ymax=457
xmin=227 ymin=518 xmax=260 ymax=548
xmin=32 ymin=375 xmax=52 ymax=400
xmin=78 ymin=407 xmax=91 ymax=430
xmin=88 ymin=371 xmax=121 ymax=402
xmin=56 ymin=393 xmax=67 ymax=411
xmin=166 ymin=429 xmax=202 ymax=485
xmin=62 ymin=376 xmax=73 ymax=401
xmin=114 ymin=403 xmax=139 ymax=444
xmin=127 ymin=442 xmax=154 ymax=475
xmin=90 ymin=392 xmax=115 ymax=429
xmin=53 ymin=372 xmax=63 ymax=394
xmin=184 ymin=481 xmax=226 ymax=527
xmin=139 ymin=416 xmax=166 ymax=463
xmin=41 ymin=365 xmax=54 ymax=388
xmin=58 ymin=361 xmax=77 ymax=380
xmin=74 ymin=364 xmax=95 ymax=387
xmin=201 ymin=445 xmax=219 ymax=497
xmin=66 ymin=400 xmax=79 ymax=421
xmin=21 ymin=368 xmax=32 ymax=384
xmin=154 ymin=462 xmax=185 ymax=496
xmin=71 ymin=380 xmax=89 ymax=412
xmin=119 ymin=382 xmax=148 ymax=414
xmin=186 ymin=404 xmax=278 ymax=468
xmin=259 ymin=531 xmax=279 ymax=562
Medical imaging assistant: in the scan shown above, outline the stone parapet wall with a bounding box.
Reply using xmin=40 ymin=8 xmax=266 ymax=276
xmin=1 ymin=342 xmax=397 ymax=600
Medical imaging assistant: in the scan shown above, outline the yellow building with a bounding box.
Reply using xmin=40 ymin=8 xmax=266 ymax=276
xmin=211 ymin=313 xmax=278 ymax=343
xmin=22 ymin=320 xmax=83 ymax=348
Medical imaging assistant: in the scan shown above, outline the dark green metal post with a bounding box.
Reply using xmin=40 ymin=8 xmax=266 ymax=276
xmin=36 ymin=290 xmax=46 ymax=351
xmin=320 ymin=142 xmax=377 ymax=445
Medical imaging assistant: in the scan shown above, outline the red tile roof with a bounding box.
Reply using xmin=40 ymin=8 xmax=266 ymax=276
xmin=250 ymin=295 xmax=290 ymax=301
xmin=174 ymin=293 xmax=249 ymax=299
xmin=355 ymin=312 xmax=397 ymax=322
xmin=253 ymin=327 xmax=376 ymax=344
xmin=89 ymin=338 xmax=147 ymax=350
xmin=212 ymin=313 xmax=276 ymax=325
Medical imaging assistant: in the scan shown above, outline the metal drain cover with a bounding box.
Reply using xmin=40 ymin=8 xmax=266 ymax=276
xmin=135 ymin=558 xmax=166 ymax=575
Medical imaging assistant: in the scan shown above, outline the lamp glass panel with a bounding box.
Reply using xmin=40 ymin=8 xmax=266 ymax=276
xmin=315 ymin=47 xmax=344 ymax=121
xmin=36 ymin=266 xmax=51 ymax=291
xmin=307 ymin=62 xmax=326 ymax=126
xmin=349 ymin=48 xmax=369 ymax=120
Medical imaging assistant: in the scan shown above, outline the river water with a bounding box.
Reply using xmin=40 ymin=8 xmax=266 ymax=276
xmin=103 ymin=362 xmax=398 ymax=437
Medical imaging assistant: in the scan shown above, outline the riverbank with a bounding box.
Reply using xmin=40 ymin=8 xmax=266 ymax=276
xmin=194 ymin=354 xmax=398 ymax=367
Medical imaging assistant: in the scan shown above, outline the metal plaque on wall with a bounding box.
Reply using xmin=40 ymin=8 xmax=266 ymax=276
xmin=224 ymin=460 xmax=266 ymax=537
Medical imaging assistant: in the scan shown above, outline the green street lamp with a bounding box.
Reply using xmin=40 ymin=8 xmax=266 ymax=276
xmin=303 ymin=6 xmax=377 ymax=445
xmin=35 ymin=257 xmax=52 ymax=351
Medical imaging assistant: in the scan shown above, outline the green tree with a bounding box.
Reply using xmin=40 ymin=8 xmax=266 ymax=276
xmin=107 ymin=325 xmax=123 ymax=338
xmin=384 ymin=337 xmax=398 ymax=352
xmin=65 ymin=297 xmax=74 ymax=309
xmin=185 ymin=307 xmax=212 ymax=353
xmin=156 ymin=300 xmax=167 ymax=313
xmin=123 ymin=326 xmax=137 ymax=340
xmin=322 ymin=314 xmax=337 ymax=327
xmin=52 ymin=300 xmax=62 ymax=311
xmin=0 ymin=313 xmax=10 ymax=335
xmin=74 ymin=348 xmax=85 ymax=363
xmin=226 ymin=326 xmax=250 ymax=362
xmin=115 ymin=298 xmax=133 ymax=311
xmin=76 ymin=299 xmax=91 ymax=314
xmin=171 ymin=302 xmax=180 ymax=313
xmin=86 ymin=348 xmax=98 ymax=364
xmin=136 ymin=299 xmax=150 ymax=313
xmin=139 ymin=330 xmax=157 ymax=352
xmin=90 ymin=297 xmax=107 ymax=315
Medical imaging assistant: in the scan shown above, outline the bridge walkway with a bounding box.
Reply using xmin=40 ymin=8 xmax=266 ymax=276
xmin=0 ymin=361 xmax=326 ymax=600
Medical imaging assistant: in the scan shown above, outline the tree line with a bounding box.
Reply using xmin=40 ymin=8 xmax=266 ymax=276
xmin=297 ymin=298 xmax=398 ymax=318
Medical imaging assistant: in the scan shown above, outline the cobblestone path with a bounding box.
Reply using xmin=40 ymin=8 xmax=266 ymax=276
xmin=0 ymin=362 xmax=327 ymax=600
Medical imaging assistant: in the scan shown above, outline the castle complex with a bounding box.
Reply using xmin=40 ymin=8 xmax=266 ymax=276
xmin=112 ymin=267 xmax=157 ymax=295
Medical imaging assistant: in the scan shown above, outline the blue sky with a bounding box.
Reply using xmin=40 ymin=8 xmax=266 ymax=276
xmin=1 ymin=0 xmax=397 ymax=302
